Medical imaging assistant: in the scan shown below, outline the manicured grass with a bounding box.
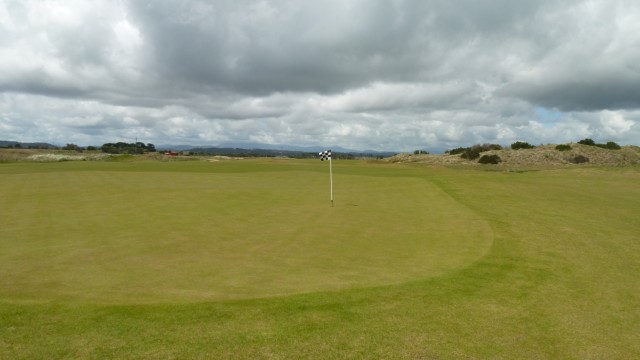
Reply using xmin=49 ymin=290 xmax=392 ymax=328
xmin=0 ymin=159 xmax=490 ymax=303
xmin=1 ymin=159 xmax=639 ymax=358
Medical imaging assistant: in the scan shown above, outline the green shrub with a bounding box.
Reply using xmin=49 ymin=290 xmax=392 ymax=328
xmin=578 ymin=138 xmax=621 ymax=150
xmin=473 ymin=144 xmax=502 ymax=152
xmin=464 ymin=144 xmax=502 ymax=152
xmin=448 ymin=144 xmax=502 ymax=156
xmin=478 ymin=154 xmax=502 ymax=164
xmin=555 ymin=144 xmax=572 ymax=151
xmin=604 ymin=141 xmax=621 ymax=150
xmin=446 ymin=147 xmax=468 ymax=155
xmin=578 ymin=138 xmax=596 ymax=146
xmin=511 ymin=141 xmax=535 ymax=150
xmin=460 ymin=148 xmax=481 ymax=160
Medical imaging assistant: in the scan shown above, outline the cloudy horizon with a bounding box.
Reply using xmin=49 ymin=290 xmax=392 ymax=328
xmin=1 ymin=0 xmax=639 ymax=152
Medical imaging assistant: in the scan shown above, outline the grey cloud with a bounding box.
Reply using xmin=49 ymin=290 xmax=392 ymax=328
xmin=502 ymin=77 xmax=640 ymax=112
xmin=495 ymin=0 xmax=640 ymax=111
xmin=126 ymin=0 xmax=492 ymax=95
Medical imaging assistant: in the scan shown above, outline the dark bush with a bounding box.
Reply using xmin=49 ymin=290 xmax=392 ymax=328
xmin=511 ymin=141 xmax=535 ymax=150
xmin=460 ymin=148 xmax=480 ymax=160
xmin=578 ymin=138 xmax=621 ymax=150
xmin=448 ymin=143 xmax=503 ymax=155
xmin=63 ymin=144 xmax=81 ymax=151
xmin=566 ymin=155 xmax=589 ymax=164
xmin=446 ymin=147 xmax=468 ymax=155
xmin=478 ymin=154 xmax=502 ymax=164
xmin=555 ymin=144 xmax=571 ymax=151
xmin=604 ymin=141 xmax=621 ymax=150
xmin=473 ymin=143 xmax=502 ymax=152
xmin=578 ymin=138 xmax=596 ymax=146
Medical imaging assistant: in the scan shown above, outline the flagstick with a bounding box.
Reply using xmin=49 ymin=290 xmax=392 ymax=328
xmin=329 ymin=156 xmax=333 ymax=207
xmin=319 ymin=150 xmax=333 ymax=207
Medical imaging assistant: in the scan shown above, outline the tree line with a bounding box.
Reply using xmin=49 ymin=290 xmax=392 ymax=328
xmin=100 ymin=142 xmax=156 ymax=154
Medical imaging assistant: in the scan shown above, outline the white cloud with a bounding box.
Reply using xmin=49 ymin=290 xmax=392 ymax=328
xmin=599 ymin=110 xmax=634 ymax=136
xmin=323 ymin=81 xmax=473 ymax=112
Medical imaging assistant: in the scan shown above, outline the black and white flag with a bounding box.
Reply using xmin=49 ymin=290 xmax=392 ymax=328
xmin=319 ymin=150 xmax=331 ymax=161
xmin=318 ymin=149 xmax=333 ymax=206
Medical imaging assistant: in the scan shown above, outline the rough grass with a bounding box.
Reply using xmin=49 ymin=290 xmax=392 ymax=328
xmin=391 ymin=143 xmax=640 ymax=167
xmin=0 ymin=149 xmax=111 ymax=163
xmin=1 ymin=159 xmax=639 ymax=358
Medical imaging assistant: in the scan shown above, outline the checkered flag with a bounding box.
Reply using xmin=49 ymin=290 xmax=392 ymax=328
xmin=318 ymin=149 xmax=333 ymax=206
xmin=319 ymin=150 xmax=331 ymax=161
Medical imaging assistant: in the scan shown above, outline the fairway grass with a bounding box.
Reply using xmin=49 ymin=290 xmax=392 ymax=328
xmin=1 ymin=159 xmax=639 ymax=358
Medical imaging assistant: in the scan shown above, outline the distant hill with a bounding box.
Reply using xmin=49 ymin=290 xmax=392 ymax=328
xmin=158 ymin=142 xmax=399 ymax=156
xmin=2 ymin=139 xmax=398 ymax=156
xmin=0 ymin=140 xmax=58 ymax=149
xmin=184 ymin=146 xmax=396 ymax=159
xmin=155 ymin=142 xmax=397 ymax=158
xmin=213 ymin=142 xmax=366 ymax=153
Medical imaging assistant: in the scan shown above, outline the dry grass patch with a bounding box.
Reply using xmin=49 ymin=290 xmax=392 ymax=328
xmin=389 ymin=143 xmax=640 ymax=167
xmin=0 ymin=149 xmax=112 ymax=162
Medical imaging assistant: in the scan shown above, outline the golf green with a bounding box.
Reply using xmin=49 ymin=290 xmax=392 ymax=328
xmin=0 ymin=159 xmax=491 ymax=303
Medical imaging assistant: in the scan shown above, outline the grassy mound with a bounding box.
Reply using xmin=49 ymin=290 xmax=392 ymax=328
xmin=390 ymin=144 xmax=640 ymax=167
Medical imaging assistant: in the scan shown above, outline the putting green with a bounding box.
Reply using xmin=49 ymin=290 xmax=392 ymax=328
xmin=0 ymin=160 xmax=492 ymax=303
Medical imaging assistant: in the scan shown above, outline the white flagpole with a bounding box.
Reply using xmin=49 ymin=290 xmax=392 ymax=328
xmin=329 ymin=155 xmax=333 ymax=207
xmin=319 ymin=150 xmax=333 ymax=207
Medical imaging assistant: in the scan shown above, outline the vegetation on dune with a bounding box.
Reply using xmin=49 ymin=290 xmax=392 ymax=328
xmin=478 ymin=154 xmax=502 ymax=164
xmin=510 ymin=141 xmax=535 ymax=150
xmin=444 ymin=144 xmax=502 ymax=161
xmin=392 ymin=138 xmax=639 ymax=167
xmin=460 ymin=147 xmax=481 ymax=160
xmin=577 ymin=138 xmax=621 ymax=149
xmin=566 ymin=154 xmax=590 ymax=164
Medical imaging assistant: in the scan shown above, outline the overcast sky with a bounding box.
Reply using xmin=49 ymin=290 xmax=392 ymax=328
xmin=1 ymin=0 xmax=639 ymax=151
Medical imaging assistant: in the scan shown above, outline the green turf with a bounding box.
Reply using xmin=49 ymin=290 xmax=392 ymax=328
xmin=1 ymin=159 xmax=639 ymax=358
xmin=0 ymin=159 xmax=491 ymax=303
